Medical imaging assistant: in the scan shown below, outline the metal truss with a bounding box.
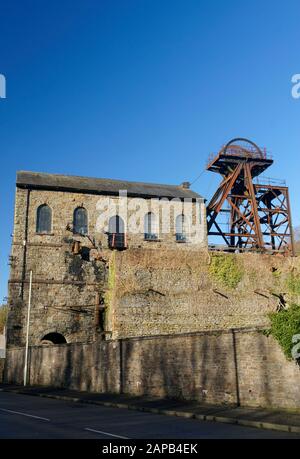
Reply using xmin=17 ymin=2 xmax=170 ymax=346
xmin=206 ymin=138 xmax=295 ymax=255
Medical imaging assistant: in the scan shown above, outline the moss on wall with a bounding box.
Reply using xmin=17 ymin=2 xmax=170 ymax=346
xmin=209 ymin=253 xmax=243 ymax=289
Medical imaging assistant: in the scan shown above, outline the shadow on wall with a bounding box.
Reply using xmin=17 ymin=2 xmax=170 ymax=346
xmin=234 ymin=330 xmax=274 ymax=408
xmin=121 ymin=332 xmax=239 ymax=405
xmin=24 ymin=340 xmax=120 ymax=394
xmin=119 ymin=330 xmax=300 ymax=409
xmin=4 ymin=329 xmax=300 ymax=410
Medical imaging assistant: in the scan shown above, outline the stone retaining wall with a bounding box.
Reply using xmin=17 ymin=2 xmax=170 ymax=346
xmin=4 ymin=328 xmax=300 ymax=410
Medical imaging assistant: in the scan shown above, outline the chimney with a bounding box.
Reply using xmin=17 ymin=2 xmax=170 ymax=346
xmin=180 ymin=181 xmax=191 ymax=189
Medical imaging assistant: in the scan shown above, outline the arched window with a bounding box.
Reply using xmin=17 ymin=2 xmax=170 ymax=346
xmin=144 ymin=212 xmax=158 ymax=241
xmin=36 ymin=204 xmax=52 ymax=234
xmin=176 ymin=214 xmax=187 ymax=242
xmin=108 ymin=215 xmax=125 ymax=234
xmin=73 ymin=207 xmax=88 ymax=235
xmin=108 ymin=215 xmax=126 ymax=249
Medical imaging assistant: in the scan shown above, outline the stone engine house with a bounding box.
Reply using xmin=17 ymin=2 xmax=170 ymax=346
xmin=7 ymin=171 xmax=207 ymax=347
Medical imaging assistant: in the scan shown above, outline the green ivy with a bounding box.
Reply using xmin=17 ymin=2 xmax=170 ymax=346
xmin=267 ymin=304 xmax=300 ymax=359
xmin=209 ymin=254 xmax=243 ymax=289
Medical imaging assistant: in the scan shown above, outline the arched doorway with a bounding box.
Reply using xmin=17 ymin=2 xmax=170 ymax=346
xmin=41 ymin=332 xmax=67 ymax=345
xmin=108 ymin=215 xmax=126 ymax=249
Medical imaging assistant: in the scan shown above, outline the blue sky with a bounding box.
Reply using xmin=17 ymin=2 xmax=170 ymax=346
xmin=0 ymin=0 xmax=300 ymax=301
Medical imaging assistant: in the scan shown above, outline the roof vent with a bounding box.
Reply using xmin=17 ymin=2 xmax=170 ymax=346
xmin=180 ymin=181 xmax=191 ymax=189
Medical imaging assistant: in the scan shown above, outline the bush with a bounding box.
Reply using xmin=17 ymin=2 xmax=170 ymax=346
xmin=209 ymin=254 xmax=243 ymax=289
xmin=267 ymin=304 xmax=300 ymax=359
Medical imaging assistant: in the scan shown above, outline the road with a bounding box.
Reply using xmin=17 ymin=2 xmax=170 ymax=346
xmin=0 ymin=391 xmax=299 ymax=439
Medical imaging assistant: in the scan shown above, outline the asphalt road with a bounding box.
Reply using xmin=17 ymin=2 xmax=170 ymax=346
xmin=0 ymin=391 xmax=299 ymax=439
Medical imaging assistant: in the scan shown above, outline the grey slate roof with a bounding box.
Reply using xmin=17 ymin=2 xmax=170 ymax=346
xmin=16 ymin=171 xmax=204 ymax=200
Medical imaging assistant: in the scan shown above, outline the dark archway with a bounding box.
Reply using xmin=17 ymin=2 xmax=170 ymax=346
xmin=41 ymin=332 xmax=67 ymax=345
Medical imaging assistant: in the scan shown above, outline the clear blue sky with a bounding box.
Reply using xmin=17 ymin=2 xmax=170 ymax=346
xmin=1 ymin=0 xmax=300 ymax=302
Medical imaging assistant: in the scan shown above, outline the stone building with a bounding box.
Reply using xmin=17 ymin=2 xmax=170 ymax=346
xmin=7 ymin=171 xmax=207 ymax=347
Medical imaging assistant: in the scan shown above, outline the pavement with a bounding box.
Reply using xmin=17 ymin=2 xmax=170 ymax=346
xmin=1 ymin=383 xmax=300 ymax=437
xmin=0 ymin=390 xmax=300 ymax=439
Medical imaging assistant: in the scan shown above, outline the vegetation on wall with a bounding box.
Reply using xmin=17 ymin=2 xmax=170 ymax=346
xmin=266 ymin=304 xmax=300 ymax=360
xmin=104 ymin=252 xmax=116 ymax=309
xmin=286 ymin=273 xmax=300 ymax=296
xmin=209 ymin=254 xmax=243 ymax=289
xmin=0 ymin=305 xmax=8 ymax=333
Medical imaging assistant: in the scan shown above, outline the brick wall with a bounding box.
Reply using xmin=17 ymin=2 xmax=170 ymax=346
xmin=4 ymin=328 xmax=300 ymax=410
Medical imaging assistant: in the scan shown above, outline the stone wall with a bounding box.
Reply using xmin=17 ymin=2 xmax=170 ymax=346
xmin=4 ymin=342 xmax=120 ymax=393
xmin=108 ymin=249 xmax=300 ymax=339
xmin=7 ymin=247 xmax=108 ymax=346
xmin=7 ymin=186 xmax=206 ymax=347
xmin=8 ymin=238 xmax=299 ymax=347
xmin=4 ymin=328 xmax=300 ymax=410
xmin=11 ymin=188 xmax=206 ymax=252
xmin=7 ymin=184 xmax=300 ymax=354
xmin=8 ymin=188 xmax=112 ymax=346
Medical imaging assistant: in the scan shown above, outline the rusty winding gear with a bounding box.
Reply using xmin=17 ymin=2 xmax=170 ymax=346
xmin=206 ymin=138 xmax=295 ymax=255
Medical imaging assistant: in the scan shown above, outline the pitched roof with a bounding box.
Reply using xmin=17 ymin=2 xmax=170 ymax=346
xmin=16 ymin=171 xmax=204 ymax=200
